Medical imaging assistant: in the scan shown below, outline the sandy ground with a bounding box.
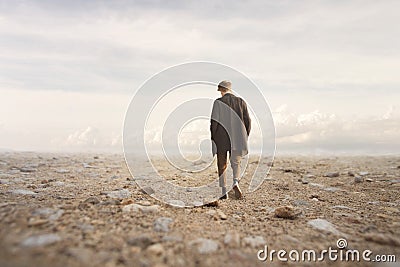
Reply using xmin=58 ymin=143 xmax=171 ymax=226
xmin=0 ymin=152 xmax=399 ymax=267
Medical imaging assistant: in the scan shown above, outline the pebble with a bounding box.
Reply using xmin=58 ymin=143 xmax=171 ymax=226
xmin=19 ymin=167 xmax=37 ymax=173
xmin=154 ymin=217 xmax=173 ymax=232
xmin=293 ymin=200 xmax=309 ymax=206
xmin=56 ymin=169 xmax=70 ymax=173
xmin=21 ymin=233 xmax=61 ymax=247
xmin=189 ymin=238 xmax=219 ymax=254
xmin=84 ymin=197 xmax=100 ymax=205
xmin=307 ymin=219 xmax=344 ymax=236
xmin=9 ymin=189 xmax=37 ymax=195
xmin=146 ymin=243 xmax=165 ymax=257
xmin=0 ymin=179 xmax=10 ymax=184
xmin=359 ymin=171 xmax=369 ymax=176
xmin=354 ymin=176 xmax=363 ymax=183
xmin=323 ymin=187 xmax=341 ymax=192
xmin=106 ymin=189 xmax=131 ymax=199
xmin=123 ymin=204 xmax=160 ymax=214
xmin=324 ymin=172 xmax=339 ymax=178
xmin=242 ymin=236 xmax=266 ymax=248
xmin=274 ymin=206 xmax=300 ymax=219
xmin=366 ymin=178 xmax=373 ymax=182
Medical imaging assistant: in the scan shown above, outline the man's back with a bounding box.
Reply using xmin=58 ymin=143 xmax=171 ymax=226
xmin=210 ymin=93 xmax=251 ymax=156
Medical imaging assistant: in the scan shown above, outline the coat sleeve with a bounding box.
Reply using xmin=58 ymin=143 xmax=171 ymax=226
xmin=242 ymin=100 xmax=251 ymax=136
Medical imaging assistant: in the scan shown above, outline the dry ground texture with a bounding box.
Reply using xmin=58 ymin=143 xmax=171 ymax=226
xmin=0 ymin=152 xmax=399 ymax=267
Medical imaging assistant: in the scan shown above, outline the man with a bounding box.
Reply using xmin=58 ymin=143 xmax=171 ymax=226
xmin=210 ymin=80 xmax=251 ymax=200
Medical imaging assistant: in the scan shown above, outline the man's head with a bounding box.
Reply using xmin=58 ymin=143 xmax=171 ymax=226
xmin=217 ymin=80 xmax=232 ymax=96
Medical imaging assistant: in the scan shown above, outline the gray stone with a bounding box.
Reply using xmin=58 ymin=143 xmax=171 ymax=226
xmin=123 ymin=204 xmax=160 ymax=214
xmin=21 ymin=234 xmax=61 ymax=247
xmin=189 ymin=238 xmax=219 ymax=254
xmin=354 ymin=176 xmax=364 ymax=183
xmin=84 ymin=197 xmax=100 ymax=205
xmin=359 ymin=171 xmax=369 ymax=176
xmin=9 ymin=189 xmax=37 ymax=195
xmin=308 ymin=219 xmax=345 ymax=236
xmin=56 ymin=169 xmax=70 ymax=173
xmin=324 ymin=172 xmax=339 ymax=178
xmin=293 ymin=200 xmax=309 ymax=206
xmin=324 ymin=187 xmax=341 ymax=192
xmin=242 ymin=236 xmax=266 ymax=248
xmin=106 ymin=189 xmax=131 ymax=199
xmin=154 ymin=217 xmax=173 ymax=232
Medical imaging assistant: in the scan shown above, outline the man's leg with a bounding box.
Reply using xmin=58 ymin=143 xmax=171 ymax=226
xmin=217 ymin=151 xmax=228 ymax=198
xmin=230 ymin=150 xmax=243 ymax=199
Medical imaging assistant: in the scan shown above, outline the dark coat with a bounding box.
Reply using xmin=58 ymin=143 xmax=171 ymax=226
xmin=210 ymin=93 xmax=251 ymax=156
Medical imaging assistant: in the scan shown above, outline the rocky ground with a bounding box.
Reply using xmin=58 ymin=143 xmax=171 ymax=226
xmin=0 ymin=152 xmax=399 ymax=267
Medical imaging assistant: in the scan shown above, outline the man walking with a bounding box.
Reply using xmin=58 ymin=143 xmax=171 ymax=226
xmin=210 ymin=81 xmax=251 ymax=199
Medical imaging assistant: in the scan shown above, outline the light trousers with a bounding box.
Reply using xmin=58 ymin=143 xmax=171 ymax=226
xmin=217 ymin=150 xmax=242 ymax=187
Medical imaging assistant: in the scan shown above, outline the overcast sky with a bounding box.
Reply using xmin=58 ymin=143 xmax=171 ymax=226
xmin=0 ymin=0 xmax=399 ymax=155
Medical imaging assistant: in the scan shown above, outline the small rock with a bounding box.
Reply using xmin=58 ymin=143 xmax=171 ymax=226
xmin=218 ymin=210 xmax=228 ymax=220
xmin=354 ymin=176 xmax=363 ymax=183
xmin=123 ymin=204 xmax=160 ymax=214
xmin=303 ymin=174 xmax=315 ymax=179
xmin=348 ymin=171 xmax=355 ymax=177
xmin=84 ymin=197 xmax=100 ymax=205
xmin=82 ymin=163 xmax=96 ymax=168
xmin=274 ymin=206 xmax=300 ymax=219
xmin=293 ymin=200 xmax=309 ymax=206
xmin=106 ymin=189 xmax=131 ymax=199
xmin=324 ymin=172 xmax=339 ymax=178
xmin=301 ymin=179 xmax=309 ymax=184
xmin=308 ymin=219 xmax=344 ymax=236
xmin=9 ymin=189 xmax=37 ymax=195
xmin=359 ymin=171 xmax=369 ymax=176
xmin=127 ymin=235 xmax=154 ymax=249
xmin=154 ymin=217 xmax=173 ymax=232
xmin=19 ymin=167 xmax=37 ymax=173
xmin=242 ymin=236 xmax=265 ymax=248
xmin=21 ymin=234 xmax=61 ymax=247
xmin=146 ymin=243 xmax=165 ymax=257
xmin=364 ymin=233 xmax=400 ymax=247
xmin=189 ymin=238 xmax=219 ymax=254
xmin=366 ymin=178 xmax=373 ymax=182
xmin=224 ymin=232 xmax=240 ymax=247
xmin=0 ymin=179 xmax=10 ymax=184
xmin=324 ymin=187 xmax=340 ymax=192
xmin=56 ymin=169 xmax=70 ymax=174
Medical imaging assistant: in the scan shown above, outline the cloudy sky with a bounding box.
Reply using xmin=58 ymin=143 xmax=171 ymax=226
xmin=0 ymin=0 xmax=399 ymax=154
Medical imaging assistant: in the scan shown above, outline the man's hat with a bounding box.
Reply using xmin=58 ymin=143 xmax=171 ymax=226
xmin=217 ymin=80 xmax=232 ymax=91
